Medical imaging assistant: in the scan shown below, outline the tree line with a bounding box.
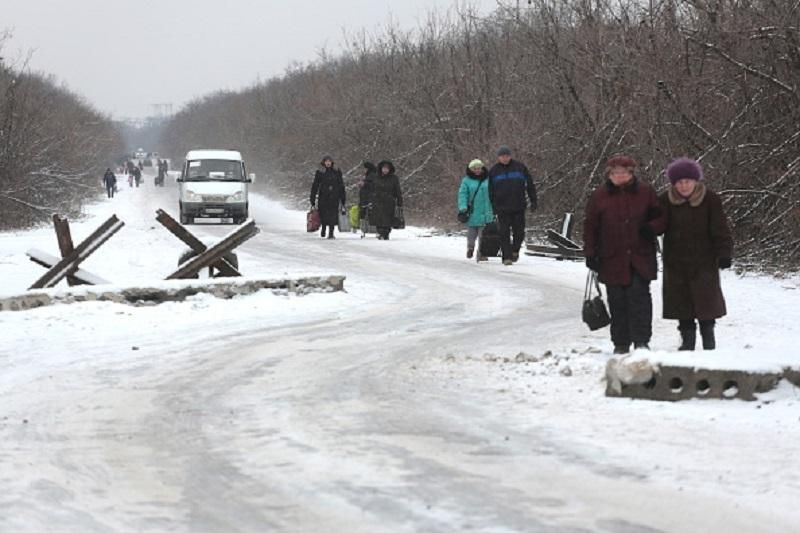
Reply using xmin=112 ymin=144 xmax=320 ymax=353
xmin=0 ymin=36 xmax=124 ymax=230
xmin=159 ymin=0 xmax=800 ymax=268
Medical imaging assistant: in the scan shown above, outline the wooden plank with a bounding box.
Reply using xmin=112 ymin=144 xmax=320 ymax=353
xmin=52 ymin=214 xmax=83 ymax=286
xmin=546 ymin=229 xmax=583 ymax=251
xmin=560 ymin=213 xmax=575 ymax=240
xmin=27 ymin=249 xmax=110 ymax=285
xmin=29 ymin=215 xmax=124 ymax=289
xmin=525 ymin=243 xmax=584 ymax=260
xmin=155 ymin=209 xmax=240 ymax=277
xmin=166 ymin=219 xmax=258 ymax=280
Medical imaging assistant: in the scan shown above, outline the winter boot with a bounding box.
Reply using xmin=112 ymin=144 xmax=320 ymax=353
xmin=511 ymin=251 xmax=520 ymax=263
xmin=467 ymin=246 xmax=474 ymax=259
xmin=678 ymin=320 xmax=696 ymax=351
xmin=699 ymin=320 xmax=716 ymax=350
xmin=613 ymin=344 xmax=630 ymax=355
xmin=476 ymin=254 xmax=488 ymax=262
xmin=634 ymin=342 xmax=650 ymax=351
xmin=502 ymin=259 xmax=513 ymax=266
xmin=320 ymin=227 xmax=326 ymax=238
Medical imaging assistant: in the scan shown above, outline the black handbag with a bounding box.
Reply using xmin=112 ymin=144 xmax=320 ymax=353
xmin=582 ymin=271 xmax=611 ymax=331
xmin=392 ymin=205 xmax=405 ymax=229
xmin=457 ymin=181 xmax=483 ymax=223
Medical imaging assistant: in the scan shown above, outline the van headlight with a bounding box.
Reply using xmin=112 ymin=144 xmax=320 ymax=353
xmin=184 ymin=190 xmax=202 ymax=202
xmin=227 ymin=191 xmax=244 ymax=203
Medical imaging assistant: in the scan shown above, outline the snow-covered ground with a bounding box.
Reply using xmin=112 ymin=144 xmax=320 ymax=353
xmin=0 ymin=173 xmax=798 ymax=532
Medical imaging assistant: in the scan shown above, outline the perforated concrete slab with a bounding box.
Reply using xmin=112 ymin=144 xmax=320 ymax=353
xmin=606 ymin=355 xmax=798 ymax=401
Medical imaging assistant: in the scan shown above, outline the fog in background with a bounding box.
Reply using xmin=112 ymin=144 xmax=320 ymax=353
xmin=1 ymin=0 xmax=498 ymax=119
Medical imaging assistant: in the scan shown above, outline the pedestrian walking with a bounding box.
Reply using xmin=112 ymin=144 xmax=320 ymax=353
xmin=488 ymin=146 xmax=537 ymax=265
xmin=102 ymin=168 xmax=117 ymax=198
xmin=370 ymin=160 xmax=403 ymax=240
xmin=133 ymin=166 xmax=142 ymax=188
xmin=457 ymin=159 xmax=494 ymax=261
xmin=660 ymin=158 xmax=733 ymax=351
xmin=583 ymin=155 xmax=667 ymax=354
xmin=310 ymin=155 xmax=345 ymax=239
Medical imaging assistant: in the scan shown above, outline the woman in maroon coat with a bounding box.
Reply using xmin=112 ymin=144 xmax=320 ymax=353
xmin=660 ymin=158 xmax=733 ymax=351
xmin=583 ymin=155 xmax=667 ymax=354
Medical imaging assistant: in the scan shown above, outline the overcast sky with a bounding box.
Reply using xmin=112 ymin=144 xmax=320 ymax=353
xmin=2 ymin=0 xmax=500 ymax=119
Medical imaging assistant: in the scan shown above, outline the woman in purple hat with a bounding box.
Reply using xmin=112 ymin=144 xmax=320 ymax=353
xmin=660 ymin=158 xmax=733 ymax=351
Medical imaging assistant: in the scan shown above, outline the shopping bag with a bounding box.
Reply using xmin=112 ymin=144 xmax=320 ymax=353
xmin=338 ymin=205 xmax=351 ymax=232
xmin=392 ymin=205 xmax=405 ymax=229
xmin=582 ymin=271 xmax=611 ymax=331
xmin=349 ymin=205 xmax=360 ymax=228
xmin=307 ymin=208 xmax=321 ymax=232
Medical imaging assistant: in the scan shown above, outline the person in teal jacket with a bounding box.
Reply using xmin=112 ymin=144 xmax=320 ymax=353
xmin=458 ymin=159 xmax=494 ymax=261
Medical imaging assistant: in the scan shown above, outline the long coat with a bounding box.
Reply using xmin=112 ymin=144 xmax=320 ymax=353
xmin=457 ymin=167 xmax=494 ymax=227
xmin=311 ymin=167 xmax=346 ymax=226
xmin=660 ymin=183 xmax=733 ymax=320
xmin=370 ymin=161 xmax=403 ymax=228
xmin=583 ymin=177 xmax=667 ymax=286
xmin=359 ymin=166 xmax=377 ymax=219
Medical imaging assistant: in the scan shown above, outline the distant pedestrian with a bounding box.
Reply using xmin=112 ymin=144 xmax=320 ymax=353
xmin=457 ymin=159 xmax=493 ymax=261
xmin=359 ymin=161 xmax=377 ymax=220
xmin=102 ymin=168 xmax=117 ymax=198
xmin=370 ymin=160 xmax=403 ymax=240
xmin=660 ymin=158 xmax=733 ymax=351
xmin=488 ymin=146 xmax=537 ymax=265
xmin=583 ymin=155 xmax=667 ymax=354
xmin=310 ymin=155 xmax=345 ymax=239
xmin=133 ymin=166 xmax=142 ymax=187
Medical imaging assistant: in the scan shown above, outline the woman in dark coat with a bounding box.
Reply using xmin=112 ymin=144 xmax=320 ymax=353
xmin=310 ymin=155 xmax=346 ymax=239
xmin=583 ymin=155 xmax=667 ymax=354
xmin=660 ymin=158 xmax=733 ymax=350
xmin=359 ymin=161 xmax=377 ymax=220
xmin=370 ymin=160 xmax=403 ymax=240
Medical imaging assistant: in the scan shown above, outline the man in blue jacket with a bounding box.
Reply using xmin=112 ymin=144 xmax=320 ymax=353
xmin=489 ymin=146 xmax=537 ymax=265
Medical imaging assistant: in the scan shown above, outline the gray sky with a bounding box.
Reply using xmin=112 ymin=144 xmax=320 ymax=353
xmin=2 ymin=0 xmax=500 ymax=119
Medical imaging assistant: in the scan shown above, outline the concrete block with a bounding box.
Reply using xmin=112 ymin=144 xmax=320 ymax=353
xmin=606 ymin=359 xmax=785 ymax=401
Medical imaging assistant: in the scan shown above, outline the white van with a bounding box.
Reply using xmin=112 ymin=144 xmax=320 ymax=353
xmin=177 ymin=149 xmax=253 ymax=224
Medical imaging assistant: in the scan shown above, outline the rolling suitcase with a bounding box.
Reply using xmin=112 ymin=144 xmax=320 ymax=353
xmin=479 ymin=222 xmax=501 ymax=258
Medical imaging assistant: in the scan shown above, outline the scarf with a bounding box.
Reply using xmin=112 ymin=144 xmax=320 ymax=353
xmin=668 ymin=181 xmax=707 ymax=207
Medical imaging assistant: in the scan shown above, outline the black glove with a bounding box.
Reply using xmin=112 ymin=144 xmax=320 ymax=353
xmin=718 ymin=257 xmax=732 ymax=270
xmin=639 ymin=224 xmax=655 ymax=242
xmin=586 ymin=256 xmax=601 ymax=273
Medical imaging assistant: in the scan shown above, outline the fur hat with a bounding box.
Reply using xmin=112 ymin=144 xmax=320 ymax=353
xmin=606 ymin=154 xmax=636 ymax=169
xmin=496 ymin=145 xmax=512 ymax=157
xmin=666 ymin=157 xmax=703 ymax=184
xmin=320 ymin=155 xmax=334 ymax=165
xmin=468 ymin=159 xmax=484 ymax=170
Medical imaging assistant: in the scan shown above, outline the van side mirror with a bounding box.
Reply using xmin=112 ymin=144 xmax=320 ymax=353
xmin=248 ymin=173 xmax=256 ymax=183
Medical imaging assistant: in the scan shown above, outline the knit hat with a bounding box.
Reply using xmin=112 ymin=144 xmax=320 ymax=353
xmin=666 ymin=157 xmax=703 ymax=184
xmin=321 ymin=155 xmax=334 ymax=164
xmin=606 ymin=154 xmax=636 ymax=169
xmin=468 ymin=159 xmax=484 ymax=170
xmin=496 ymin=145 xmax=512 ymax=157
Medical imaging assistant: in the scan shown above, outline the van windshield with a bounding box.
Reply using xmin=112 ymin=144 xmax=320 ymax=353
xmin=185 ymin=159 xmax=244 ymax=181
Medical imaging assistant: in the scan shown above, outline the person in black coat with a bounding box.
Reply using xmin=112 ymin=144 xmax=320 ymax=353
xmin=359 ymin=161 xmax=377 ymax=220
xmin=370 ymin=160 xmax=403 ymax=240
xmin=102 ymin=168 xmax=117 ymax=198
xmin=488 ymin=145 xmax=537 ymax=265
xmin=310 ymin=155 xmax=346 ymax=239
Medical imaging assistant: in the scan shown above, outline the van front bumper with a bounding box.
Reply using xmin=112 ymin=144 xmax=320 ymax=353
xmin=181 ymin=202 xmax=247 ymax=219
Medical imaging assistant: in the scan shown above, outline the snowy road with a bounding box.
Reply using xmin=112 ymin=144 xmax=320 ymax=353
xmin=1 ymin=178 xmax=798 ymax=532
